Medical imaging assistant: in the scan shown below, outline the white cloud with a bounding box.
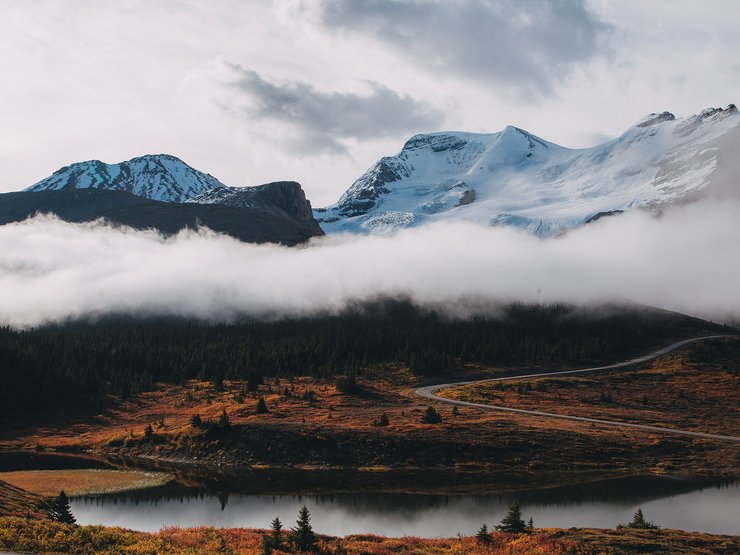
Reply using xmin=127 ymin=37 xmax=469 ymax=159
xmin=2 ymin=199 xmax=740 ymax=328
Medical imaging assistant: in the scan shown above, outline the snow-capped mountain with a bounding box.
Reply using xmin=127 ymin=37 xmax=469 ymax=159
xmin=14 ymin=156 xmax=325 ymax=244
xmin=315 ymin=105 xmax=740 ymax=236
xmin=25 ymin=154 xmax=224 ymax=203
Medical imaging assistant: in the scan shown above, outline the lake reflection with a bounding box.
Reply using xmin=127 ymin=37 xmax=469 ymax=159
xmin=71 ymin=478 xmax=739 ymax=537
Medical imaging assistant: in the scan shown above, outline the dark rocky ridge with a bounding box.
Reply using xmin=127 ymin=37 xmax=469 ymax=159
xmin=191 ymin=181 xmax=323 ymax=237
xmin=0 ymin=187 xmax=323 ymax=246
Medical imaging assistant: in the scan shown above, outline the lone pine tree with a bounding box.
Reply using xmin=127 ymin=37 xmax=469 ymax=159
xmin=270 ymin=516 xmax=283 ymax=548
xmin=621 ymin=507 xmax=659 ymax=529
xmin=48 ymin=491 xmax=76 ymax=525
xmin=495 ymin=500 xmax=527 ymax=533
xmin=421 ymin=405 xmax=442 ymax=424
xmin=475 ymin=523 xmax=491 ymax=545
xmin=290 ymin=505 xmax=317 ymax=551
xmin=218 ymin=409 xmax=230 ymax=428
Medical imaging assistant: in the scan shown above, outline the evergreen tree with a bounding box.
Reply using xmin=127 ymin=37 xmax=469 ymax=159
xmin=256 ymin=397 xmax=269 ymax=414
xmin=218 ymin=409 xmax=230 ymax=428
xmin=528 ymin=517 xmax=534 ymax=531
xmin=621 ymin=508 xmax=658 ymax=529
xmin=475 ymin=523 xmax=491 ymax=545
xmin=495 ymin=501 xmax=526 ymax=533
xmin=48 ymin=491 xmax=76 ymax=525
xmin=290 ymin=505 xmax=317 ymax=551
xmin=270 ymin=516 xmax=283 ymax=549
xmin=144 ymin=423 xmax=154 ymax=439
xmin=421 ymin=406 xmax=442 ymax=424
xmin=373 ymin=412 xmax=390 ymax=427
xmin=190 ymin=413 xmax=203 ymax=429
xmin=336 ymin=372 xmax=359 ymax=394
xmin=261 ymin=535 xmax=273 ymax=555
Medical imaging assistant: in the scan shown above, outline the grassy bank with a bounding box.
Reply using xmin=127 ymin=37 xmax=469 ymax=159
xmin=0 ymin=517 xmax=737 ymax=554
xmin=0 ymin=469 xmax=173 ymax=497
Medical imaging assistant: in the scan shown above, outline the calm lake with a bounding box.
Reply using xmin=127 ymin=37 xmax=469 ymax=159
xmin=71 ymin=476 xmax=739 ymax=537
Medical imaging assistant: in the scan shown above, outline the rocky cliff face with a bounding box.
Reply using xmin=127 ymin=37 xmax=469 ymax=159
xmin=191 ymin=181 xmax=322 ymax=234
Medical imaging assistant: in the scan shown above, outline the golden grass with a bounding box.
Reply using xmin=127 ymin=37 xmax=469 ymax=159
xmin=0 ymin=517 xmax=737 ymax=555
xmin=1 ymin=341 xmax=737 ymax=482
xmin=0 ymin=469 xmax=173 ymax=497
xmin=440 ymin=344 xmax=740 ymax=436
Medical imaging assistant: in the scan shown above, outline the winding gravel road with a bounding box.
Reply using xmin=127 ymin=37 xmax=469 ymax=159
xmin=416 ymin=335 xmax=740 ymax=443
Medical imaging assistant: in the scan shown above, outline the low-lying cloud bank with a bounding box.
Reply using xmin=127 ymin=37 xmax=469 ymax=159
xmin=1 ymin=199 xmax=739 ymax=328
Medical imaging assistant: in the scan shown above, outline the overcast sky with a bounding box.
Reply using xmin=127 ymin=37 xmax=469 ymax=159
xmin=1 ymin=0 xmax=738 ymax=206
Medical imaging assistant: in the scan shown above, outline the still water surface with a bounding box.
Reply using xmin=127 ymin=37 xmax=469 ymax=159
xmin=71 ymin=478 xmax=739 ymax=537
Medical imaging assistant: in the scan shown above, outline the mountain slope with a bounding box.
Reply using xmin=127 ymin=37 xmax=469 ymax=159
xmin=316 ymin=105 xmax=740 ymax=236
xmin=25 ymin=154 xmax=224 ymax=203
xmin=0 ymin=188 xmax=323 ymax=246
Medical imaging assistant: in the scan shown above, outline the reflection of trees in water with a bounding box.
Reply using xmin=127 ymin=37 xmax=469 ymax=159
xmin=76 ymin=475 xmax=736 ymax=519
xmin=0 ymin=452 xmax=112 ymax=472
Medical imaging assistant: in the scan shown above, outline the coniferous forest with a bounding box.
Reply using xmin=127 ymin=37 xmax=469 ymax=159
xmin=0 ymin=300 xmax=725 ymax=415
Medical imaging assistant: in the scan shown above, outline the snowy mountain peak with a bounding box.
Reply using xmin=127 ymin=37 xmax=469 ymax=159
xmin=26 ymin=154 xmax=224 ymax=203
xmin=636 ymin=111 xmax=675 ymax=127
xmin=316 ymin=105 xmax=740 ymax=236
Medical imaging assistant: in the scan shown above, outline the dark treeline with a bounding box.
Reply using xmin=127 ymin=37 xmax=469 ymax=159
xmin=0 ymin=300 xmax=726 ymax=414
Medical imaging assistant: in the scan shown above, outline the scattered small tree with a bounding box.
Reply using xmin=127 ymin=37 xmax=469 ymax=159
xmin=495 ymin=501 xmax=527 ymax=533
xmin=599 ymin=390 xmax=613 ymax=403
xmin=270 ymin=516 xmax=283 ymax=549
xmin=290 ymin=505 xmax=318 ymax=551
xmin=190 ymin=413 xmax=203 ymax=429
xmin=452 ymin=405 xmax=459 ymax=416
xmin=475 ymin=523 xmax=491 ymax=545
xmin=302 ymin=389 xmax=317 ymax=406
xmin=48 ymin=491 xmax=76 ymax=525
xmin=619 ymin=508 xmax=659 ymax=529
xmin=261 ymin=535 xmax=273 ymax=555
xmin=336 ymin=372 xmax=361 ymax=394
xmin=144 ymin=423 xmax=154 ymax=439
xmin=421 ymin=406 xmax=442 ymax=424
xmin=528 ymin=517 xmax=534 ymax=531
xmin=256 ymin=397 xmax=269 ymax=414
xmin=218 ymin=409 xmax=230 ymax=429
xmin=373 ymin=412 xmax=390 ymax=427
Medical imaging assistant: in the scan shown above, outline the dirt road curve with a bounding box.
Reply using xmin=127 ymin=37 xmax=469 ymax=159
xmin=416 ymin=335 xmax=740 ymax=443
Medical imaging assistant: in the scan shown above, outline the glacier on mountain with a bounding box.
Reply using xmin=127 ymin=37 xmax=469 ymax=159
xmin=315 ymin=105 xmax=740 ymax=236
